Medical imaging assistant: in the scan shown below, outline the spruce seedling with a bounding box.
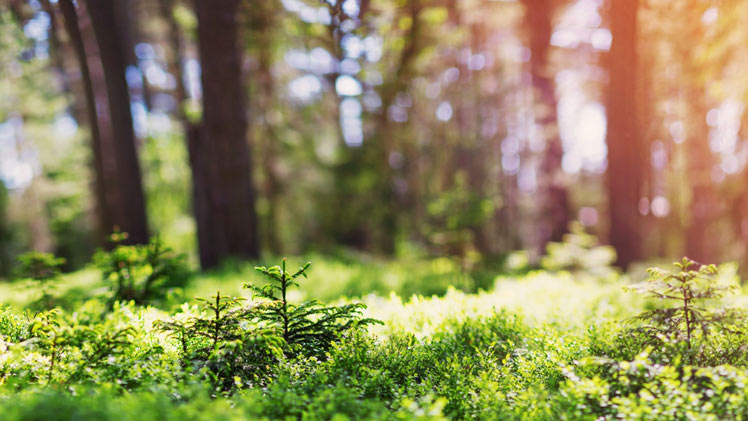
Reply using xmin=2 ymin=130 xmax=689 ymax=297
xmin=28 ymin=309 xmax=64 ymax=384
xmin=155 ymin=291 xmax=281 ymax=391
xmin=245 ymin=259 xmax=382 ymax=358
xmin=626 ymin=257 xmax=744 ymax=353
xmin=94 ymin=231 xmax=189 ymax=305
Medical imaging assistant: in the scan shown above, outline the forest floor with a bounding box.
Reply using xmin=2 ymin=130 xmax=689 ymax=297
xmin=2 ymin=254 xmax=748 ymax=419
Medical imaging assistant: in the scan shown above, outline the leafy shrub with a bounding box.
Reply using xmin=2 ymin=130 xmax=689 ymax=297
xmin=14 ymin=252 xmax=66 ymax=308
xmin=540 ymin=221 xmax=617 ymax=280
xmin=94 ymin=232 xmax=190 ymax=305
xmin=558 ymin=351 xmax=748 ymax=420
xmin=270 ymin=311 xmax=527 ymax=419
xmin=246 ymin=259 xmax=382 ymax=358
xmin=0 ymin=301 xmax=181 ymax=391
xmin=0 ymin=308 xmax=135 ymax=386
xmin=0 ymin=306 xmax=27 ymax=342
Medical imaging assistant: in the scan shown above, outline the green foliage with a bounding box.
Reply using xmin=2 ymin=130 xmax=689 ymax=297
xmin=0 ymin=305 xmax=27 ymax=342
xmin=246 ymin=259 xmax=382 ymax=358
xmin=14 ymin=252 xmax=66 ymax=308
xmin=2 ymin=307 xmax=137 ymax=387
xmin=155 ymin=291 xmax=282 ymax=393
xmin=1 ymin=300 xmax=182 ymax=390
xmin=558 ymin=351 xmax=748 ymax=420
xmin=424 ymin=172 xmax=495 ymax=259
xmin=94 ymin=233 xmax=191 ymax=305
xmin=141 ymin=132 xmax=193 ymax=257
xmin=540 ymin=222 xmax=618 ymax=280
xmin=3 ymin=254 xmax=748 ymax=419
xmin=625 ymin=257 xmax=747 ymax=362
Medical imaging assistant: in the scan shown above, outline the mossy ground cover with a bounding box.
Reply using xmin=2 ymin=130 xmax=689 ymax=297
xmin=2 ymin=254 xmax=748 ymax=420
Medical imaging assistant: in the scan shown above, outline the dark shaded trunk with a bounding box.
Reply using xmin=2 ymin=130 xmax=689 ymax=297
xmin=158 ymin=0 xmax=187 ymax=110
xmin=158 ymin=0 xmax=209 ymax=266
xmin=0 ymin=183 xmax=12 ymax=277
xmin=115 ymin=0 xmax=152 ymax=111
xmin=522 ymin=0 xmax=569 ymax=254
xmin=81 ymin=0 xmax=150 ymax=245
xmin=192 ymin=0 xmax=259 ymax=268
xmin=605 ymin=0 xmax=644 ymax=268
xmin=6 ymin=0 xmax=30 ymax=23
xmin=39 ymin=0 xmax=70 ymax=91
xmin=58 ymin=0 xmax=113 ymax=245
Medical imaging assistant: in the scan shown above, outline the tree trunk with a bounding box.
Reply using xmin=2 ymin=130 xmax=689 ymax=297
xmin=605 ymin=0 xmax=644 ymax=268
xmin=0 ymin=182 xmax=11 ymax=277
xmin=78 ymin=0 xmax=150 ymax=245
xmin=192 ymin=0 xmax=260 ymax=268
xmin=60 ymin=0 xmax=125 ymax=245
xmin=523 ymin=0 xmax=569 ymax=255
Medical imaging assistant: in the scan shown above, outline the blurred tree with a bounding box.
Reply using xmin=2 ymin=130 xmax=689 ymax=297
xmin=114 ymin=0 xmax=152 ymax=112
xmin=682 ymin=2 xmax=717 ymax=264
xmin=0 ymin=182 xmax=13 ymax=277
xmin=605 ymin=0 xmax=645 ymax=268
xmin=521 ymin=0 xmax=569 ymax=255
xmin=190 ymin=0 xmax=260 ymax=268
xmin=684 ymin=86 xmax=715 ymax=263
xmin=59 ymin=0 xmax=150 ymax=246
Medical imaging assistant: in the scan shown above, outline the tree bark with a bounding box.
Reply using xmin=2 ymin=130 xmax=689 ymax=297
xmin=58 ymin=0 xmax=114 ymax=245
xmin=192 ymin=0 xmax=260 ymax=268
xmin=523 ymin=0 xmax=569 ymax=254
xmin=605 ymin=0 xmax=644 ymax=268
xmin=79 ymin=0 xmax=149 ymax=245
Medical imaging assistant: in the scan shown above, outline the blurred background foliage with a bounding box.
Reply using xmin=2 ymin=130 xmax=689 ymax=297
xmin=0 ymin=0 xmax=747 ymax=282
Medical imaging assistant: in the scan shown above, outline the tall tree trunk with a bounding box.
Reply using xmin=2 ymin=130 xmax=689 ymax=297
xmin=605 ymin=0 xmax=644 ymax=268
xmin=78 ymin=0 xmax=149 ymax=245
xmin=39 ymin=0 xmax=70 ymax=92
xmin=158 ymin=0 xmax=188 ymax=114
xmin=58 ymin=0 xmax=115 ymax=245
xmin=192 ymin=0 xmax=259 ymax=268
xmin=0 ymin=182 xmax=11 ymax=277
xmin=115 ymin=0 xmax=152 ymax=111
xmin=522 ymin=0 xmax=569 ymax=255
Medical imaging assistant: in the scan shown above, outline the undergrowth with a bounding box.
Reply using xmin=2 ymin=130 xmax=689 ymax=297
xmin=1 ymin=245 xmax=748 ymax=420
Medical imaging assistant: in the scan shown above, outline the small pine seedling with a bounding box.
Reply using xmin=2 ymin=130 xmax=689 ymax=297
xmin=245 ymin=259 xmax=382 ymax=358
xmin=94 ymin=231 xmax=189 ymax=305
xmin=626 ymin=257 xmax=744 ymax=354
xmin=155 ymin=291 xmax=282 ymax=392
xmin=28 ymin=309 xmax=65 ymax=384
